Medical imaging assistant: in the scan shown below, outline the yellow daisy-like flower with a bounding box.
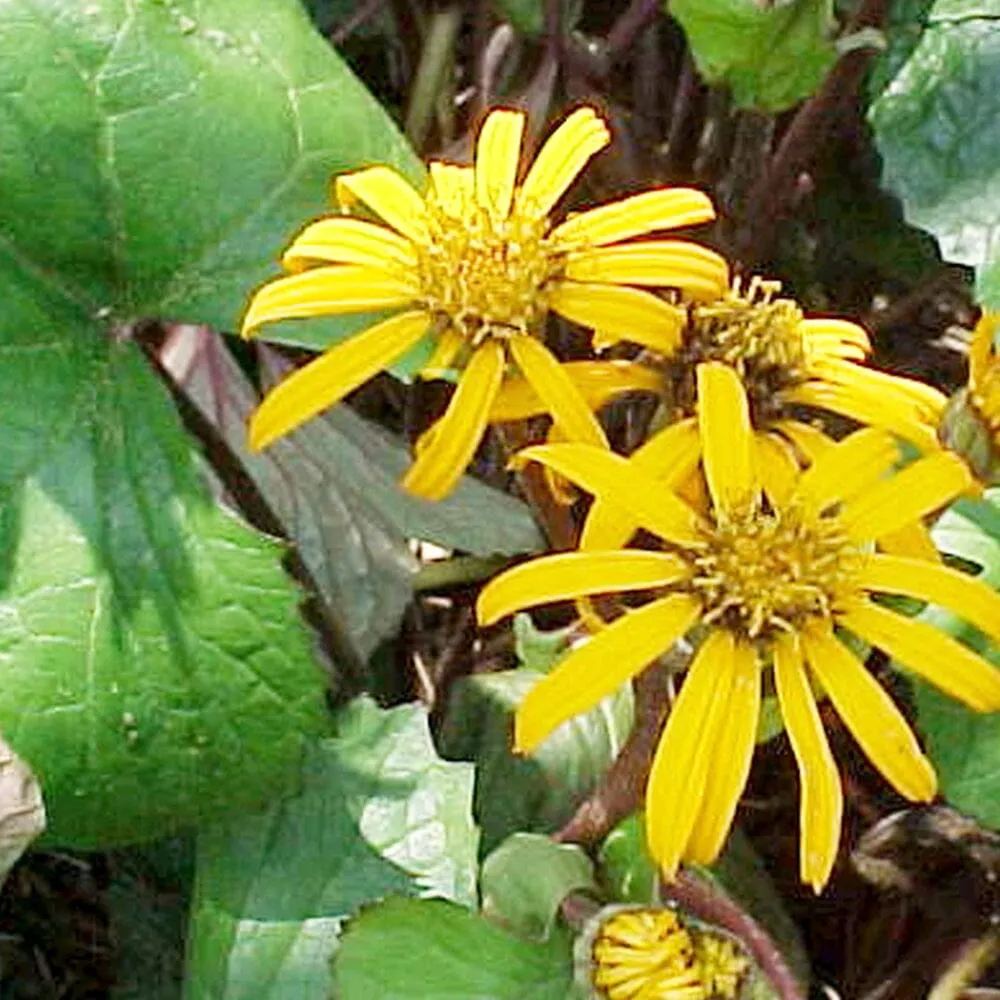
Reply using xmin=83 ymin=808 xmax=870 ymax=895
xmin=589 ymin=908 xmax=747 ymax=1000
xmin=477 ymin=362 xmax=1000 ymax=891
xmin=241 ymin=106 xmax=728 ymax=499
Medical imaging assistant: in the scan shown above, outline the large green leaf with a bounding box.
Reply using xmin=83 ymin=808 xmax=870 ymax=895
xmin=870 ymin=2 xmax=1000 ymax=305
xmin=160 ymin=330 xmax=542 ymax=664
xmin=913 ymin=491 xmax=1000 ymax=825
xmin=0 ymin=0 xmax=420 ymax=843
xmin=668 ymin=0 xmax=837 ymax=112
xmin=184 ymin=698 xmax=478 ymax=1000
xmin=438 ymin=617 xmax=633 ymax=854
xmin=333 ymin=898 xmax=577 ymax=1000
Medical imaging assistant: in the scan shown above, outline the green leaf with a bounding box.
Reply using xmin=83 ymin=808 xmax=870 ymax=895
xmin=512 ymin=614 xmax=573 ymax=674
xmin=481 ymin=834 xmax=596 ymax=941
xmin=911 ymin=489 xmax=1000 ymax=825
xmin=333 ymin=897 xmax=578 ymax=1000
xmin=870 ymin=3 xmax=1000 ymax=302
xmin=0 ymin=0 xmax=425 ymax=843
xmin=185 ymin=698 xmax=478 ymax=1000
xmin=868 ymin=0 xmax=936 ymax=98
xmin=161 ymin=330 xmax=541 ymax=664
xmin=668 ymin=0 xmax=837 ymax=111
xmin=438 ymin=668 xmax=633 ymax=854
xmin=597 ymin=813 xmax=657 ymax=905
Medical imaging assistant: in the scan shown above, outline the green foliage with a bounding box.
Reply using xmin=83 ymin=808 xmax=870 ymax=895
xmin=913 ymin=491 xmax=1000 ymax=826
xmin=596 ymin=814 xmax=658 ymax=905
xmin=0 ymin=0 xmax=422 ymax=844
xmin=184 ymin=698 xmax=478 ymax=1000
xmin=438 ymin=617 xmax=633 ymax=854
xmin=870 ymin=2 xmax=1000 ymax=304
xmin=481 ymin=833 xmax=597 ymax=941
xmin=164 ymin=333 xmax=542 ymax=665
xmin=668 ymin=0 xmax=837 ymax=111
xmin=333 ymin=897 xmax=578 ymax=1000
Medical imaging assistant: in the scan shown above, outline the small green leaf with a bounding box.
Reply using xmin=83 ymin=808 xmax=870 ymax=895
xmin=513 ymin=615 xmax=573 ymax=674
xmin=481 ymin=833 xmax=597 ymax=941
xmin=333 ymin=897 xmax=578 ymax=1000
xmin=669 ymin=0 xmax=837 ymax=111
xmin=870 ymin=3 xmax=1000 ymax=300
xmin=438 ymin=669 xmax=633 ymax=854
xmin=185 ymin=698 xmax=479 ymax=1000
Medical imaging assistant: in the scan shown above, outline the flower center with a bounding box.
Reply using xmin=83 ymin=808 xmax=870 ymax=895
xmin=689 ymin=503 xmax=861 ymax=640
xmin=416 ymin=197 xmax=558 ymax=343
xmin=590 ymin=908 xmax=748 ymax=1000
xmin=665 ymin=277 xmax=809 ymax=421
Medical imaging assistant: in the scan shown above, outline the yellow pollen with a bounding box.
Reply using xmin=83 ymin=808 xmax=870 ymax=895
xmin=689 ymin=504 xmax=860 ymax=640
xmin=416 ymin=197 xmax=559 ymax=343
xmin=667 ymin=277 xmax=808 ymax=419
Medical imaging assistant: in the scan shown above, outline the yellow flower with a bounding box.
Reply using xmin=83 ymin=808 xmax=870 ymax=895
xmin=588 ymin=907 xmax=747 ymax=1000
xmin=477 ymin=363 xmax=1000 ymax=891
xmin=241 ymin=106 xmax=728 ymax=499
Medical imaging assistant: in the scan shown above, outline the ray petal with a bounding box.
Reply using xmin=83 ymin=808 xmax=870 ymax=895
xmin=516 ymin=107 xmax=610 ymax=218
xmin=475 ymin=109 xmax=524 ymax=218
xmin=402 ymin=340 xmax=505 ymax=500
xmin=838 ymin=452 xmax=971 ymax=542
xmin=843 ymin=595 xmax=1000 ymax=712
xmin=686 ymin=640 xmax=761 ymax=864
xmin=550 ymin=188 xmax=716 ymax=246
xmin=645 ymin=629 xmax=737 ymax=878
xmin=757 ymin=431 xmax=800 ymax=507
xmin=773 ymin=632 xmax=842 ymax=892
xmin=876 ymin=521 xmax=941 ymax=562
xmin=515 ymin=443 xmax=707 ymax=546
xmin=248 ymin=309 xmax=431 ymax=450
xmin=697 ymin=362 xmax=755 ymax=518
xmin=429 ymin=162 xmax=475 ymax=217
xmin=550 ymin=281 xmax=686 ymax=355
xmin=801 ymin=621 xmax=937 ymax=801
xmin=508 ymin=336 xmax=608 ymax=447
xmin=281 ymin=217 xmax=419 ymax=272
xmin=476 ymin=550 xmax=690 ymax=626
xmin=515 ymin=593 xmax=702 ymax=753
xmin=335 ymin=165 xmax=430 ymax=243
xmin=242 ymin=266 xmax=418 ymax=335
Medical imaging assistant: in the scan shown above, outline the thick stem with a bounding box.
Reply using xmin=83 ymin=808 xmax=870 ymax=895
xmin=404 ymin=4 xmax=463 ymax=150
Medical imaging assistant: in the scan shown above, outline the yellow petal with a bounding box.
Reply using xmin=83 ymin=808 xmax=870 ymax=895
xmin=580 ymin=420 xmax=702 ymax=552
xmin=563 ymin=241 xmax=729 ymax=302
xmin=773 ymin=632 xmax=842 ymax=893
xmin=241 ymin=266 xmax=417 ymax=336
xmin=507 ymin=336 xmax=608 ymax=447
xmin=785 ymin=381 xmax=941 ymax=453
xmin=550 ymin=188 xmax=717 ymax=247
xmin=757 ymin=431 xmax=800 ymax=507
xmin=645 ymin=628 xmax=737 ymax=878
xmin=550 ymin=281 xmax=686 ymax=355
xmin=334 ymin=165 xmax=430 ymax=244
xmin=515 ymin=593 xmax=702 ymax=753
xmin=515 ymin=443 xmax=707 ymax=546
xmin=970 ymin=313 xmax=1000 ymax=389
xmin=402 ymin=340 xmax=505 ymax=500
xmin=281 ymin=217 xmax=419 ymax=272
xmin=516 ymin=107 xmax=610 ymax=218
xmin=837 ymin=451 xmax=971 ymax=543
xmin=419 ymin=327 xmax=466 ymax=378
xmin=475 ymin=109 xmax=524 ymax=218
xmin=792 ymin=427 xmax=901 ymax=515
xmin=876 ymin=521 xmax=941 ymax=563
xmin=800 ymin=318 xmax=871 ymax=355
xmin=476 ymin=550 xmax=690 ymax=626
xmin=841 ymin=599 xmax=1000 ymax=712
xmin=697 ymin=363 xmax=755 ymax=518
xmin=248 ymin=310 xmax=432 ymax=450
xmin=809 ymin=357 xmax=948 ymax=423
xmin=801 ymin=621 xmax=937 ymax=801
xmin=686 ymin=640 xmax=760 ymax=865
xmin=429 ymin=162 xmax=475 ymax=217
xmin=775 ymin=419 xmax=834 ymax=465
